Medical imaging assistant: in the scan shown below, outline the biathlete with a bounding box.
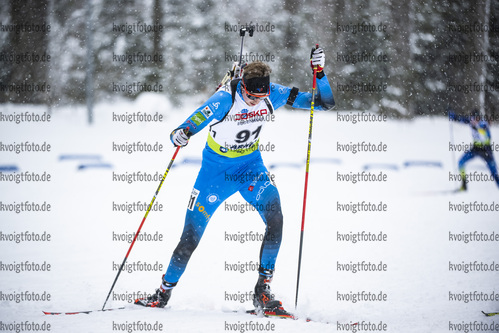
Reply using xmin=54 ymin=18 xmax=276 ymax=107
xmin=449 ymin=108 xmax=499 ymax=190
xmin=135 ymin=47 xmax=335 ymax=311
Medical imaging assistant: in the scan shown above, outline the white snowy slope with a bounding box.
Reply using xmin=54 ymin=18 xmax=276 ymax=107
xmin=0 ymin=96 xmax=498 ymax=333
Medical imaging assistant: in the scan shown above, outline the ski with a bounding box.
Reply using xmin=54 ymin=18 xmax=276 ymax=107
xmin=482 ymin=311 xmax=499 ymax=317
xmin=42 ymin=307 xmax=125 ymax=315
xmin=246 ymin=308 xmax=297 ymax=320
xmin=241 ymin=308 xmax=358 ymax=326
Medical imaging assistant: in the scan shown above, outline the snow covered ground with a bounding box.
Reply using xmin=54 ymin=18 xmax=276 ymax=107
xmin=1 ymin=95 xmax=498 ymax=333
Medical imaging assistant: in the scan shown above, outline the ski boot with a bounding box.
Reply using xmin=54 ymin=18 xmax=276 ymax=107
xmin=252 ymin=269 xmax=295 ymax=318
xmin=135 ymin=279 xmax=176 ymax=308
xmin=253 ymin=269 xmax=281 ymax=310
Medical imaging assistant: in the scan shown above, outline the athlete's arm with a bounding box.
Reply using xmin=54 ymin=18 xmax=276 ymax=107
xmin=170 ymin=89 xmax=233 ymax=145
xmin=268 ymin=46 xmax=335 ymax=111
xmin=268 ymin=73 xmax=335 ymax=111
xmin=292 ymin=74 xmax=335 ymax=110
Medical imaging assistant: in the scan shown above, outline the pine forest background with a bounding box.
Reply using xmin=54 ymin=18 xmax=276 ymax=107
xmin=1 ymin=0 xmax=498 ymax=119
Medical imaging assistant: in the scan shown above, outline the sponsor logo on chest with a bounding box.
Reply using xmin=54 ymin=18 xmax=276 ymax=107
xmin=234 ymin=108 xmax=268 ymax=121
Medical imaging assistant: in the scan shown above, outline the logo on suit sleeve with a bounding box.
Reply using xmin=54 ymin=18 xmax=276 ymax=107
xmin=192 ymin=112 xmax=207 ymax=126
xmin=201 ymin=106 xmax=213 ymax=119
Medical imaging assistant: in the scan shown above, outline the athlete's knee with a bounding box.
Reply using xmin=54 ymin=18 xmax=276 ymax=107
xmin=263 ymin=199 xmax=282 ymax=226
xmin=175 ymin=239 xmax=198 ymax=260
xmin=173 ymin=226 xmax=201 ymax=263
xmin=262 ymin=199 xmax=283 ymax=245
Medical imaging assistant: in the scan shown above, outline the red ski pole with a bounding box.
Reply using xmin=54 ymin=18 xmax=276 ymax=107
xmin=295 ymin=45 xmax=319 ymax=309
xmin=101 ymin=129 xmax=188 ymax=311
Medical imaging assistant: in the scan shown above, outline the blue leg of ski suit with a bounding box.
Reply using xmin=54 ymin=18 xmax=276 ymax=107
xmin=459 ymin=145 xmax=499 ymax=187
xmin=163 ymin=148 xmax=283 ymax=284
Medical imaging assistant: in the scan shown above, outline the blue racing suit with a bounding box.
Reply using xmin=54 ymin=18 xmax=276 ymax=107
xmin=450 ymin=112 xmax=499 ymax=188
xmin=162 ymin=74 xmax=335 ymax=287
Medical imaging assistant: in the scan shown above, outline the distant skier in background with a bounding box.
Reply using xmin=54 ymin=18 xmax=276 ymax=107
xmin=135 ymin=48 xmax=335 ymax=312
xmin=448 ymin=108 xmax=499 ymax=191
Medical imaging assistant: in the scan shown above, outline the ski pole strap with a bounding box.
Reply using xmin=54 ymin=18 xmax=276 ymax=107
xmin=286 ymin=87 xmax=299 ymax=106
xmin=206 ymin=133 xmax=259 ymax=158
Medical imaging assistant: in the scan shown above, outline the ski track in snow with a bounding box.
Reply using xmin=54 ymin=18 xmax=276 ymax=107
xmin=1 ymin=97 xmax=498 ymax=333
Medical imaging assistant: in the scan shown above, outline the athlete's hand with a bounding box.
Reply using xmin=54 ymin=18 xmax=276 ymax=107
xmin=310 ymin=47 xmax=325 ymax=73
xmin=170 ymin=128 xmax=190 ymax=147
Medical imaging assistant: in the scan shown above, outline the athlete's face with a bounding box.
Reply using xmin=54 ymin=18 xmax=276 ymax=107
xmin=242 ymin=92 xmax=266 ymax=106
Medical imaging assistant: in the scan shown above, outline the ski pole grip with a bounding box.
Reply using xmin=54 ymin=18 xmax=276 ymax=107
xmin=312 ymin=45 xmax=318 ymax=88
xmin=311 ymin=44 xmax=319 ymax=70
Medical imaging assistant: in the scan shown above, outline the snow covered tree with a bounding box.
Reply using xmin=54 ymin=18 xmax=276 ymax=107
xmin=0 ymin=0 xmax=50 ymax=104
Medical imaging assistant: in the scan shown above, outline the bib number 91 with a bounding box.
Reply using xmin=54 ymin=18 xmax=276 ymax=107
xmin=235 ymin=125 xmax=262 ymax=143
